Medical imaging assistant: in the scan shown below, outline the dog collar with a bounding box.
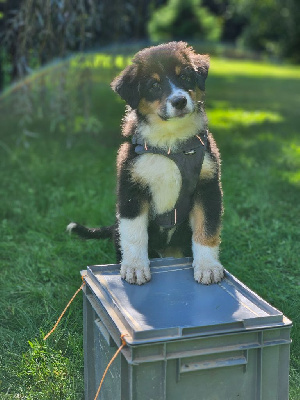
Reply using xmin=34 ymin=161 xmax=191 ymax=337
xmin=132 ymin=130 xmax=208 ymax=229
xmin=132 ymin=131 xmax=207 ymax=156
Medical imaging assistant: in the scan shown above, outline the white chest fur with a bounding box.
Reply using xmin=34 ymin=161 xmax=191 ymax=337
xmin=131 ymin=154 xmax=182 ymax=215
xmin=130 ymin=151 xmax=215 ymax=215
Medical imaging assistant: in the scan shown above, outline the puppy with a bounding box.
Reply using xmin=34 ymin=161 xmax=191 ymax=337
xmin=68 ymin=42 xmax=224 ymax=285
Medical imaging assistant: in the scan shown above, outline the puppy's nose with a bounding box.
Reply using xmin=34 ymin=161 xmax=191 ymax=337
xmin=171 ymin=96 xmax=187 ymax=110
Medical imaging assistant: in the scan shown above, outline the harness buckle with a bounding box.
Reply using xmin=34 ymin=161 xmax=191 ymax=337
xmin=184 ymin=149 xmax=196 ymax=155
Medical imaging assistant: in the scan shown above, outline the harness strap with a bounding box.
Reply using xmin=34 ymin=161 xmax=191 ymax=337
xmin=133 ymin=130 xmax=208 ymax=229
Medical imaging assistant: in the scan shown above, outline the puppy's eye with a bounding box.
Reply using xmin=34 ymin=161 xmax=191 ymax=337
xmin=179 ymin=73 xmax=192 ymax=82
xmin=149 ymin=81 xmax=161 ymax=91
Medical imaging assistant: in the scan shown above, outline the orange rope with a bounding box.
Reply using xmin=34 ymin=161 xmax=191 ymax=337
xmin=94 ymin=334 xmax=128 ymax=400
xmin=43 ymin=276 xmax=128 ymax=400
xmin=43 ymin=276 xmax=86 ymax=341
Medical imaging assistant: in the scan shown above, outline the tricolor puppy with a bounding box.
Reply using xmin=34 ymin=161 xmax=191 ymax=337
xmin=68 ymin=41 xmax=224 ymax=285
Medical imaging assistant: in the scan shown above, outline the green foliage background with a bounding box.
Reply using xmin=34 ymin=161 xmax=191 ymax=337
xmin=148 ymin=0 xmax=222 ymax=42
xmin=0 ymin=51 xmax=299 ymax=398
xmin=1 ymin=0 xmax=300 ymax=95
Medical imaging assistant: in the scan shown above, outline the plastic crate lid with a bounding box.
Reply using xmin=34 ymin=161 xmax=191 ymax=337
xmin=84 ymin=257 xmax=291 ymax=344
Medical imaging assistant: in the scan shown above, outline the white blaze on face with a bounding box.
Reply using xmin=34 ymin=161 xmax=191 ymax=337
xmin=166 ymin=79 xmax=194 ymax=118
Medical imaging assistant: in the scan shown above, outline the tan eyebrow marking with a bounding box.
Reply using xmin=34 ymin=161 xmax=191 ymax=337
xmin=175 ymin=65 xmax=182 ymax=75
xmin=151 ymin=73 xmax=161 ymax=81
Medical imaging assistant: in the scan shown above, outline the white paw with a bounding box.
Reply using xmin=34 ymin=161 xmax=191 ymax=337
xmin=120 ymin=263 xmax=151 ymax=285
xmin=66 ymin=222 xmax=77 ymax=233
xmin=193 ymin=259 xmax=224 ymax=284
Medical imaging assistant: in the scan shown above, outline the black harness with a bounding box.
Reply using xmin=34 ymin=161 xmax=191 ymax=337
xmin=133 ymin=130 xmax=208 ymax=229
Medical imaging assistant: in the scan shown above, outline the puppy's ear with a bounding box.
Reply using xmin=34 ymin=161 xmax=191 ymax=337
xmin=111 ymin=64 xmax=140 ymax=109
xmin=191 ymin=54 xmax=210 ymax=91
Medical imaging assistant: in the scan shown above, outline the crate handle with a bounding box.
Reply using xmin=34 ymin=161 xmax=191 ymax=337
xmin=95 ymin=319 xmax=115 ymax=347
xmin=178 ymin=350 xmax=248 ymax=376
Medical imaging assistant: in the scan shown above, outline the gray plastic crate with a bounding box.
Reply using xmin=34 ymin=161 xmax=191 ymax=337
xmin=82 ymin=257 xmax=292 ymax=400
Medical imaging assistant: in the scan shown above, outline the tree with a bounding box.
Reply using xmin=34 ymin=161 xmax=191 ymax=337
xmin=224 ymin=0 xmax=300 ymax=61
xmin=0 ymin=0 xmax=21 ymax=89
xmin=148 ymin=0 xmax=222 ymax=42
xmin=0 ymin=0 xmax=161 ymax=86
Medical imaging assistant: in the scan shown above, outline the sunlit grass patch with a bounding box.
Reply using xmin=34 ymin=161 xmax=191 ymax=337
xmin=208 ymin=107 xmax=283 ymax=129
xmin=211 ymin=57 xmax=300 ymax=79
xmin=16 ymin=337 xmax=83 ymax=400
xmin=70 ymin=53 xmax=132 ymax=70
xmin=20 ymin=339 xmax=70 ymax=395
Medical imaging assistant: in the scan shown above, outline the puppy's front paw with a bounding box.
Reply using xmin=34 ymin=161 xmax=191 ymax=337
xmin=193 ymin=259 xmax=224 ymax=285
xmin=120 ymin=262 xmax=151 ymax=285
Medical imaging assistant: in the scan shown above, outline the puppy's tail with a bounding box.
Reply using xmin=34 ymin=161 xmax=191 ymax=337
xmin=67 ymin=222 xmax=114 ymax=240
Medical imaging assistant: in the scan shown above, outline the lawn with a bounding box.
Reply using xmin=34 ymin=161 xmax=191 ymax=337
xmin=0 ymin=50 xmax=299 ymax=399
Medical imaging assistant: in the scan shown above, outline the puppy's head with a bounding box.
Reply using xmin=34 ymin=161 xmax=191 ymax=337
xmin=111 ymin=42 xmax=209 ymax=121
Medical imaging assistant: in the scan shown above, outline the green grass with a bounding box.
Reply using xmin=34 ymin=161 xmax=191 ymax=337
xmin=0 ymin=53 xmax=299 ymax=399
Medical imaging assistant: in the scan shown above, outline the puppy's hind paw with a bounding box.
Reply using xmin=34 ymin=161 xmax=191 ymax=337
xmin=120 ymin=263 xmax=151 ymax=285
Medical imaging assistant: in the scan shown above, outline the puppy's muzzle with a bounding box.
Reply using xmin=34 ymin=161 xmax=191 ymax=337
xmin=161 ymin=88 xmax=194 ymax=120
xmin=171 ymin=95 xmax=187 ymax=110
